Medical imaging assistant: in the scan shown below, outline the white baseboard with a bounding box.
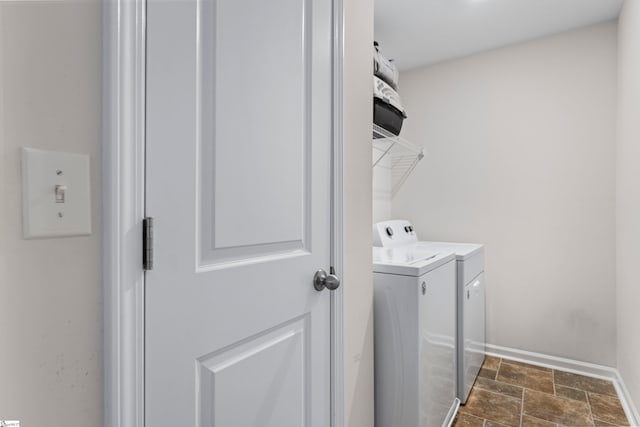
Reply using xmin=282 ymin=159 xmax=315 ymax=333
xmin=615 ymin=371 xmax=640 ymax=427
xmin=485 ymin=344 xmax=640 ymax=426
xmin=485 ymin=344 xmax=618 ymax=380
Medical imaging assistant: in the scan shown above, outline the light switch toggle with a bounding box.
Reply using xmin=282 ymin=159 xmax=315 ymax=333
xmin=22 ymin=147 xmax=91 ymax=238
xmin=55 ymin=184 xmax=67 ymax=203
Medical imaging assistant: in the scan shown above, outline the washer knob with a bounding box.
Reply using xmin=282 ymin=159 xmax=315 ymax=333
xmin=386 ymin=226 xmax=394 ymax=237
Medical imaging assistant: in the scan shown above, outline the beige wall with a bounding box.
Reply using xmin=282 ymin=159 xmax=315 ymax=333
xmin=372 ymin=152 xmax=391 ymax=223
xmin=616 ymin=0 xmax=640 ymax=411
xmin=0 ymin=2 xmax=103 ymax=426
xmin=343 ymin=0 xmax=374 ymax=425
xmin=392 ymin=22 xmax=618 ymax=366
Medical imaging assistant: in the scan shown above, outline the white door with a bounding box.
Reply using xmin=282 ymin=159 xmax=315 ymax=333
xmin=145 ymin=0 xmax=335 ymax=425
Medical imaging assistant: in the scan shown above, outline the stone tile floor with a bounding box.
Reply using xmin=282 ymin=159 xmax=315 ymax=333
xmin=452 ymin=357 xmax=630 ymax=427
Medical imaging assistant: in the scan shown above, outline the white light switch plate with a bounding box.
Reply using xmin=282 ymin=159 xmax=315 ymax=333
xmin=22 ymin=147 xmax=91 ymax=239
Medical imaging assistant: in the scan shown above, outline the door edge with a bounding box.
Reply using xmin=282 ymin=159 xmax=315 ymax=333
xmin=330 ymin=0 xmax=345 ymax=426
xmin=103 ymin=0 xmax=147 ymax=426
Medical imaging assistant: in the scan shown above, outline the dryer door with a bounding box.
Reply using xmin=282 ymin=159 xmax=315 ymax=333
xmin=461 ymin=272 xmax=486 ymax=403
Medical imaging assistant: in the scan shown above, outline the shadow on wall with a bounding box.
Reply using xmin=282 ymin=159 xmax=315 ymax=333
xmin=347 ymin=306 xmax=375 ymax=427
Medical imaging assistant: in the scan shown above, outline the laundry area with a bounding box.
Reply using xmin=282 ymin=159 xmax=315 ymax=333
xmin=369 ymin=0 xmax=638 ymax=426
xmin=372 ymin=219 xmax=484 ymax=426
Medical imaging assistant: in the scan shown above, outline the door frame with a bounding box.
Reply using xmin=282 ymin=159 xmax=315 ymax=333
xmin=102 ymin=1 xmax=346 ymax=426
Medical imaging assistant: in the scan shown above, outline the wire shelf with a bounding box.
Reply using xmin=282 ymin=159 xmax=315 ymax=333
xmin=372 ymin=124 xmax=425 ymax=197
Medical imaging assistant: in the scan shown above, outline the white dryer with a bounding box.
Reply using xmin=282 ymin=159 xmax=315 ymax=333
xmin=374 ymin=220 xmax=486 ymax=405
xmin=417 ymin=241 xmax=485 ymax=404
xmin=373 ymin=222 xmax=460 ymax=427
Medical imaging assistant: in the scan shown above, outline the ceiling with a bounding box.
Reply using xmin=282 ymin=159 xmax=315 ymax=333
xmin=374 ymin=0 xmax=624 ymax=70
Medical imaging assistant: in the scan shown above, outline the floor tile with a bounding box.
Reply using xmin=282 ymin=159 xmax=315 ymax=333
xmin=454 ymin=360 xmax=630 ymax=427
xmin=474 ymin=376 xmax=523 ymax=399
xmin=593 ymin=419 xmax=616 ymax=426
xmin=554 ymin=371 xmax=617 ymax=396
xmin=523 ymin=389 xmax=593 ymax=426
xmin=497 ymin=362 xmax=554 ymax=394
xmin=502 ymin=359 xmax=552 ymax=372
xmin=588 ymin=392 xmax=629 ymax=426
xmin=483 ymin=355 xmax=501 ymax=371
xmin=460 ymin=388 xmax=521 ymax=427
xmin=478 ymin=367 xmax=498 ymax=380
xmin=555 ymin=384 xmax=588 ymax=402
xmin=452 ymin=412 xmax=484 ymax=427
xmin=521 ymin=414 xmax=557 ymax=427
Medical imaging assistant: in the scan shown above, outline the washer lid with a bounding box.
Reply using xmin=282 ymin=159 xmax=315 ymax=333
xmin=373 ymin=245 xmax=455 ymax=276
xmin=416 ymin=241 xmax=484 ymax=260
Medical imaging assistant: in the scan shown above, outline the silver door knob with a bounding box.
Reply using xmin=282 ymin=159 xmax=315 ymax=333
xmin=313 ymin=269 xmax=341 ymax=291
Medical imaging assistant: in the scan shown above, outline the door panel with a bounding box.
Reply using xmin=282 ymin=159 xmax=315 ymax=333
xmin=197 ymin=316 xmax=309 ymax=426
xmin=145 ymin=0 xmax=333 ymax=425
xmin=199 ymin=0 xmax=312 ymax=258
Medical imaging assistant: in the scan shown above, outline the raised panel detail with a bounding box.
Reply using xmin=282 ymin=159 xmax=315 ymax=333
xmin=198 ymin=0 xmax=312 ymax=267
xmin=196 ymin=318 xmax=309 ymax=427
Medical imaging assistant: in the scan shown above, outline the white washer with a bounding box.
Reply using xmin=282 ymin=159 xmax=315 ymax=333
xmin=373 ymin=223 xmax=460 ymax=427
xmin=374 ymin=220 xmax=486 ymax=405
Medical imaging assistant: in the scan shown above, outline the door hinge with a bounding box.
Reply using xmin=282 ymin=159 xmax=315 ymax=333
xmin=143 ymin=217 xmax=154 ymax=271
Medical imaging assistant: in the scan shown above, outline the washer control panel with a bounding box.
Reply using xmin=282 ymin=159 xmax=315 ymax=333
xmin=373 ymin=219 xmax=417 ymax=247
